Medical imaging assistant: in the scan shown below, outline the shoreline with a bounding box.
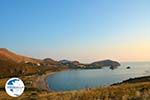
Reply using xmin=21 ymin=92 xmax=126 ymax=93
xmin=36 ymin=69 xmax=70 ymax=91
xmin=112 ymin=75 xmax=150 ymax=86
xmin=35 ymin=71 xmax=56 ymax=91
xmin=36 ymin=69 xmax=150 ymax=92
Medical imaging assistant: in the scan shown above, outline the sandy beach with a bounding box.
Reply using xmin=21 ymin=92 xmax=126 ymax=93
xmin=35 ymin=69 xmax=70 ymax=91
xmin=35 ymin=71 xmax=56 ymax=91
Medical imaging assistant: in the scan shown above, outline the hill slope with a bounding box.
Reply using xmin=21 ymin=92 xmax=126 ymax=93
xmin=0 ymin=48 xmax=40 ymax=63
xmin=0 ymin=48 xmax=60 ymax=78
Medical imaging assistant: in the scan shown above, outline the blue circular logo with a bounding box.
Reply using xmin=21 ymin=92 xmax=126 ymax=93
xmin=5 ymin=78 xmax=25 ymax=97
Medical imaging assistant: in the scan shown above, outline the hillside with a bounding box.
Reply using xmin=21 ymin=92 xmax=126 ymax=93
xmin=0 ymin=48 xmax=40 ymax=63
xmin=0 ymin=48 xmax=38 ymax=78
xmin=0 ymin=48 xmax=63 ymax=78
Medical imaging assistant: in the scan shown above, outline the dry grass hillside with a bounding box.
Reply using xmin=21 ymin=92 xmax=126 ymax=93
xmin=0 ymin=48 xmax=63 ymax=78
xmin=0 ymin=48 xmax=40 ymax=63
xmin=37 ymin=82 xmax=150 ymax=100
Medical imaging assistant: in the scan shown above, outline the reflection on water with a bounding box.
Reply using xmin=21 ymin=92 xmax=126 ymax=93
xmin=47 ymin=62 xmax=150 ymax=91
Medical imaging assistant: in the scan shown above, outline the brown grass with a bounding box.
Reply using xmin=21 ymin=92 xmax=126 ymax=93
xmin=0 ymin=82 xmax=150 ymax=100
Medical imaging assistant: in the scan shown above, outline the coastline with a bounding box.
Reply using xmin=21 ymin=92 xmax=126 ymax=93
xmin=35 ymin=71 xmax=56 ymax=91
xmin=112 ymin=75 xmax=150 ymax=86
xmin=36 ymin=67 xmax=150 ymax=92
xmin=36 ymin=69 xmax=70 ymax=91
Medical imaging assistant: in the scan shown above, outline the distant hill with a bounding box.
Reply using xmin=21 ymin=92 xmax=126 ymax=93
xmin=58 ymin=59 xmax=120 ymax=69
xmin=43 ymin=58 xmax=57 ymax=65
xmin=88 ymin=60 xmax=120 ymax=69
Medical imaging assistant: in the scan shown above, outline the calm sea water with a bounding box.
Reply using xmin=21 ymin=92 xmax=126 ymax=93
xmin=47 ymin=62 xmax=150 ymax=91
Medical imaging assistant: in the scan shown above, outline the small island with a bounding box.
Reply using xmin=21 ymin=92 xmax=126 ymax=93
xmin=126 ymin=66 xmax=131 ymax=69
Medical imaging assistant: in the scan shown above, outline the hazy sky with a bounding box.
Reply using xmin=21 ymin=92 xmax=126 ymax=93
xmin=0 ymin=0 xmax=150 ymax=62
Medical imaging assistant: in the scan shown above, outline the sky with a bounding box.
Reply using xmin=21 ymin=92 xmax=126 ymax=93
xmin=0 ymin=0 xmax=150 ymax=63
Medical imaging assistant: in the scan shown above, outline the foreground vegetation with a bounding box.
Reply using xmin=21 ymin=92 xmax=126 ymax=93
xmin=0 ymin=82 xmax=150 ymax=100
